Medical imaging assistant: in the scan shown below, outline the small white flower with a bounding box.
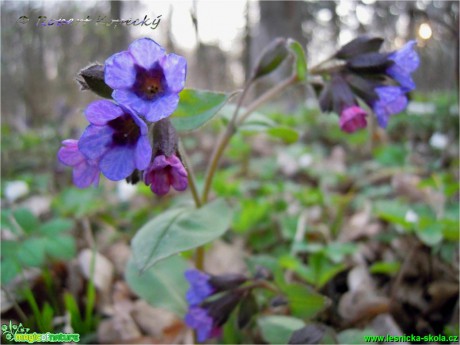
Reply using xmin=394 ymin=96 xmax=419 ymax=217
xmin=405 ymin=209 xmax=419 ymax=223
xmin=299 ymin=153 xmax=313 ymax=168
xmin=5 ymin=181 xmax=29 ymax=202
xmin=429 ymin=132 xmax=448 ymax=150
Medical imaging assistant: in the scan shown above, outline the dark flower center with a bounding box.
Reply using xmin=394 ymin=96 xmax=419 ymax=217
xmin=134 ymin=65 xmax=166 ymax=100
xmin=108 ymin=114 xmax=140 ymax=146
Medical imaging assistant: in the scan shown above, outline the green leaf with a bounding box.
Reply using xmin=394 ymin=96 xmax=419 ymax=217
xmin=39 ymin=218 xmax=74 ymax=235
xmin=125 ymin=255 xmax=188 ymax=316
xmin=416 ymin=217 xmax=444 ymax=246
xmin=17 ymin=238 xmax=47 ymax=267
xmin=258 ymin=315 xmax=305 ymax=344
xmin=281 ymin=283 xmax=329 ymax=318
xmin=53 ymin=188 xmax=104 ymax=217
xmin=373 ymin=144 xmax=407 ymax=167
xmin=1 ymin=258 xmax=22 ymax=284
xmin=369 ymin=261 xmax=401 ymax=275
xmin=13 ymin=208 xmax=39 ymax=234
xmin=288 ymin=39 xmax=307 ymax=82
xmin=170 ymin=89 xmax=234 ymax=132
xmin=132 ymin=199 xmax=233 ymax=271
xmin=338 ymin=328 xmax=377 ymax=344
xmin=266 ymin=127 xmax=299 ymax=144
xmin=44 ymin=235 xmax=76 ymax=261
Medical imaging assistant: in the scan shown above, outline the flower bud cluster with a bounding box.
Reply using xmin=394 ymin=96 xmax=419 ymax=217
xmin=318 ymin=36 xmax=420 ymax=132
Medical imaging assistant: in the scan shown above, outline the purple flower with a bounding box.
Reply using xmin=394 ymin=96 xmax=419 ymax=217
xmin=185 ymin=269 xmax=215 ymax=306
xmin=373 ymin=86 xmax=408 ymax=128
xmin=386 ymin=40 xmax=420 ymax=92
xmin=339 ymin=106 xmax=368 ymax=133
xmin=143 ymin=154 xmax=188 ymax=196
xmin=78 ymin=100 xmax=152 ymax=181
xmin=104 ymin=38 xmax=186 ymax=122
xmin=58 ymin=139 xmax=100 ymax=188
xmin=184 ymin=307 xmax=220 ymax=342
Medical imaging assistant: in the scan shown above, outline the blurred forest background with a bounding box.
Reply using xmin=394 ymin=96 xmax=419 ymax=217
xmin=1 ymin=1 xmax=459 ymax=344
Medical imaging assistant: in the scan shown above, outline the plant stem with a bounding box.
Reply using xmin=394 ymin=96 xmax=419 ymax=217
xmin=178 ymin=139 xmax=202 ymax=208
xmin=201 ymin=73 xmax=298 ymax=204
xmin=195 ymin=246 xmax=205 ymax=270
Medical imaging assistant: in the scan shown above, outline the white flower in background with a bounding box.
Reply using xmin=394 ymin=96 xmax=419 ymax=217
xmin=299 ymin=153 xmax=313 ymax=168
xmin=405 ymin=209 xmax=419 ymax=223
xmin=429 ymin=132 xmax=448 ymax=150
xmin=407 ymin=101 xmax=436 ymax=115
xmin=116 ymin=180 xmax=137 ymax=202
xmin=5 ymin=180 xmax=29 ymax=202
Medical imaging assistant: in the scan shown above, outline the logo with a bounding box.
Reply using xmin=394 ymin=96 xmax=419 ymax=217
xmin=1 ymin=321 xmax=80 ymax=343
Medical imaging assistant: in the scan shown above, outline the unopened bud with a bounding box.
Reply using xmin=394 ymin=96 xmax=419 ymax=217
xmin=77 ymin=63 xmax=113 ymax=99
xmin=152 ymin=118 xmax=178 ymax=157
xmin=336 ymin=36 xmax=384 ymax=59
xmin=251 ymin=38 xmax=289 ymax=80
xmin=209 ymin=273 xmax=247 ymax=292
xmin=237 ymin=293 xmax=258 ymax=329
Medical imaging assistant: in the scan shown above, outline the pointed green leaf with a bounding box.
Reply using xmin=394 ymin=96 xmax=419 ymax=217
xmin=170 ymin=89 xmax=235 ymax=132
xmin=125 ymin=255 xmax=188 ymax=316
xmin=281 ymin=283 xmax=329 ymax=318
xmin=131 ymin=199 xmax=233 ymax=271
xmin=288 ymin=39 xmax=307 ymax=81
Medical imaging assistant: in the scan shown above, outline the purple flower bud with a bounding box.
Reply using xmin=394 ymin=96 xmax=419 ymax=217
xmin=339 ymin=106 xmax=368 ymax=133
xmin=58 ymin=139 xmax=100 ymax=188
xmin=386 ymin=40 xmax=420 ymax=92
xmin=104 ymin=38 xmax=187 ymax=122
xmin=373 ymin=86 xmax=408 ymax=128
xmin=143 ymin=154 xmax=188 ymax=196
xmin=78 ymin=100 xmax=152 ymax=181
xmin=185 ymin=269 xmax=215 ymax=306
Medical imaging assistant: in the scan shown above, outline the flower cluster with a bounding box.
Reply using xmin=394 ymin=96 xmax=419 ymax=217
xmin=58 ymin=38 xmax=188 ymax=196
xmin=184 ymin=269 xmax=248 ymax=342
xmin=319 ymin=37 xmax=420 ymax=133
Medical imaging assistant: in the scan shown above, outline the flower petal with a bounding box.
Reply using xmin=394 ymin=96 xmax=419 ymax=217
xmin=73 ymin=162 xmax=100 ymax=188
xmin=135 ymin=135 xmax=152 ymax=170
xmin=85 ymin=100 xmax=124 ymax=125
xmin=144 ymin=93 xmax=180 ymax=122
xmin=390 ymin=40 xmax=420 ymax=73
xmin=129 ymin=38 xmax=165 ymax=70
xmin=373 ymin=86 xmax=408 ymax=128
xmin=112 ymin=90 xmax=151 ymax=119
xmin=58 ymin=140 xmax=84 ymax=166
xmin=161 ymin=53 xmax=187 ymax=93
xmin=171 ymin=165 xmax=188 ymax=192
xmin=78 ymin=125 xmax=113 ymax=160
xmin=104 ymin=51 xmax=136 ymax=89
xmin=99 ymin=145 xmax=136 ymax=181
xmin=150 ymin=170 xmax=170 ymax=196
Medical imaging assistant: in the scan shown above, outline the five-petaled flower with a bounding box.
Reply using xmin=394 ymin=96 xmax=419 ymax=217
xmin=58 ymin=139 xmax=100 ymax=188
xmin=78 ymin=100 xmax=152 ymax=181
xmin=105 ymin=38 xmax=187 ymax=122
